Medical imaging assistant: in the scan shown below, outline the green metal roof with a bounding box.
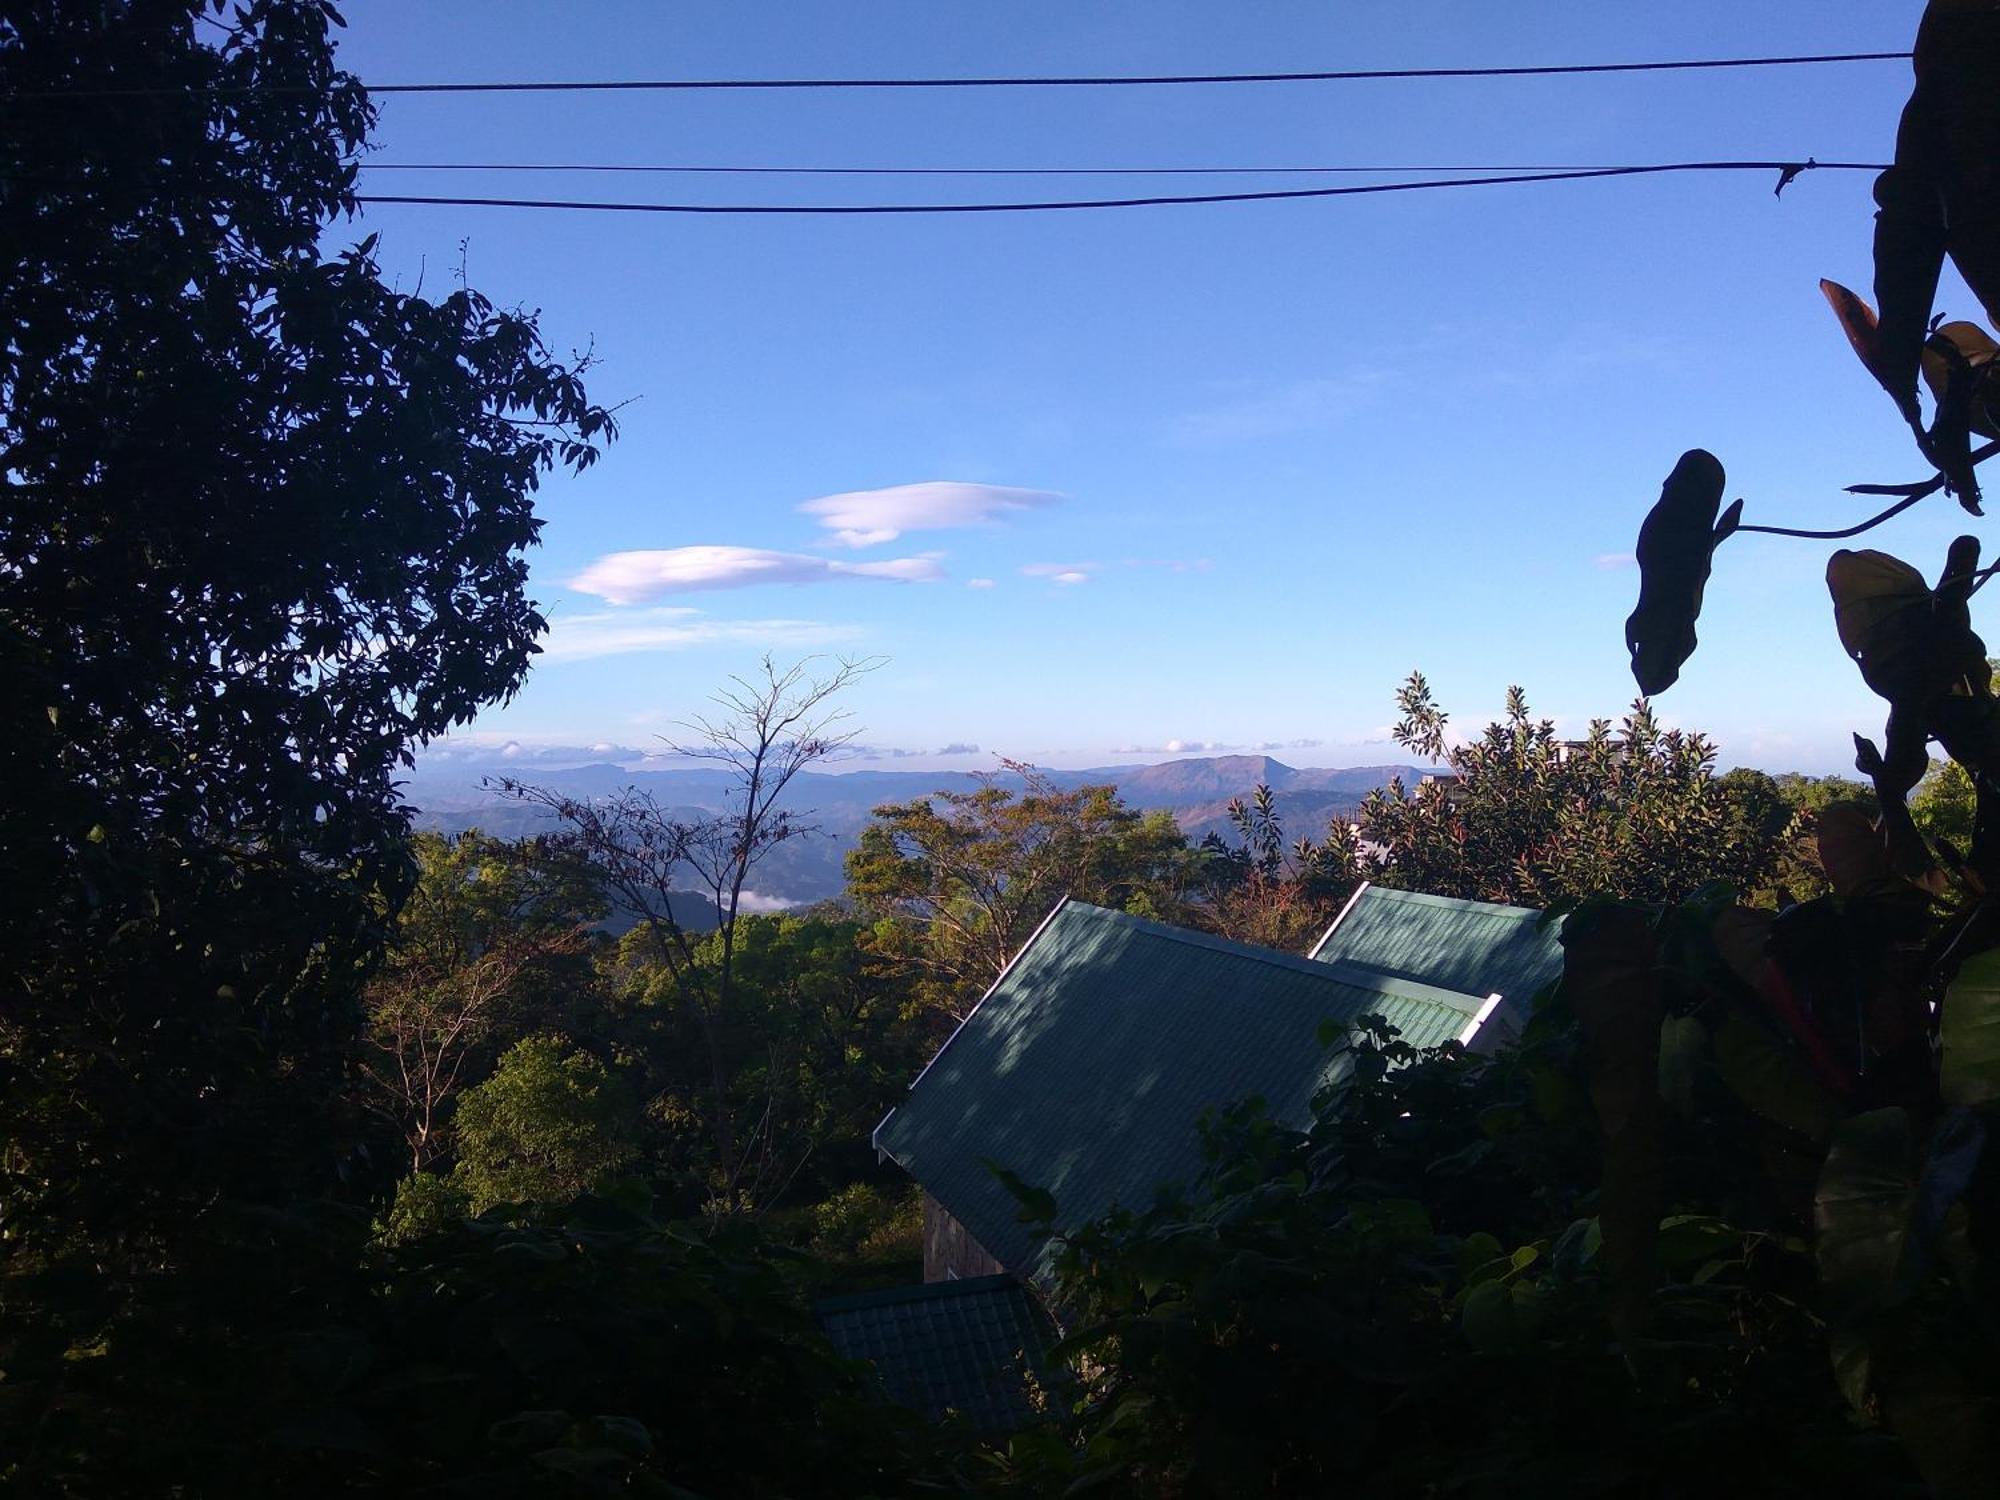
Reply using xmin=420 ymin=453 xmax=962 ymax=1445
xmin=816 ymin=1273 xmax=1056 ymax=1432
xmin=1308 ymin=883 xmax=1565 ymax=1010
xmin=873 ymin=901 xmax=1486 ymax=1278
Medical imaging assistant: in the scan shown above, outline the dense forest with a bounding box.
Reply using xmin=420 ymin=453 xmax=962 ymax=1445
xmin=7 ymin=3 xmax=2000 ymax=1496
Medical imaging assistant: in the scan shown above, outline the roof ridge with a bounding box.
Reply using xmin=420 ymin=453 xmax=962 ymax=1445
xmin=1312 ymin=957 xmax=1493 ymax=1012
xmin=1359 ymin=885 xmax=1552 ymax=921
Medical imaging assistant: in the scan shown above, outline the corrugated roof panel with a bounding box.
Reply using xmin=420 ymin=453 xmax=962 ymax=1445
xmin=873 ymin=902 xmax=1485 ymax=1278
xmin=1309 ymin=884 xmax=1565 ymax=1009
xmin=816 ymin=1273 xmax=1056 ymax=1431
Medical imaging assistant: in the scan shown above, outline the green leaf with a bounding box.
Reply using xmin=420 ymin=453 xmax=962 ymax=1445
xmin=1942 ymin=946 xmax=2000 ymax=1107
xmin=1654 ymin=1215 xmax=1743 ymax=1271
xmin=1814 ymin=1107 xmax=1917 ymax=1323
xmin=1551 ymin=1217 xmax=1602 ymax=1278
xmin=1827 ymin=549 xmax=1941 ymax=705
xmin=1657 ymin=1015 xmax=1706 ymax=1114
xmin=1712 ymin=1013 xmax=1837 ymax=1142
xmin=1455 ymin=1231 xmax=1504 ymax=1283
xmin=1461 ymin=1279 xmax=1544 ymax=1354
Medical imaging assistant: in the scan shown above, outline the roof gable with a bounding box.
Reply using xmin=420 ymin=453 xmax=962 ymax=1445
xmin=874 ymin=900 xmax=1486 ymax=1277
xmin=1309 ymin=883 xmax=1565 ymax=1009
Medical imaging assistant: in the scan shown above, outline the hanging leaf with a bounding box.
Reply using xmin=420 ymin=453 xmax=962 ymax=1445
xmin=1872 ymin=160 xmax=1949 ymax=431
xmin=1832 ymin=545 xmax=1987 ymax=757
xmin=1828 ymin=549 xmax=1938 ymax=703
xmin=1815 ymin=803 xmax=1892 ymax=901
xmin=1920 ymin=332 xmax=1986 ymax=513
xmin=1920 ymin=322 xmax=2000 ymax=442
xmin=1902 ymin=1 xmax=2000 ymax=327
xmin=1942 ymin=944 xmax=2000 ymax=1107
xmin=1868 ymin=0 xmax=2000 ymax=513
xmin=1625 ymin=449 xmax=1731 ymax=695
xmin=1819 ymin=279 xmax=1903 ymax=411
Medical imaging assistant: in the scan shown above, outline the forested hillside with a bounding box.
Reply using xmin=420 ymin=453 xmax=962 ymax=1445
xmin=8 ymin=4 xmax=2000 ymax=1497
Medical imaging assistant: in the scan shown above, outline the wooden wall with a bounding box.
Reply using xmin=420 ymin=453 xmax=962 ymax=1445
xmin=921 ymin=1192 xmax=1005 ymax=1282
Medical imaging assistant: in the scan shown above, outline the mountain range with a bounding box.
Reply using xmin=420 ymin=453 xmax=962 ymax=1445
xmin=401 ymin=753 xmax=1427 ymax=906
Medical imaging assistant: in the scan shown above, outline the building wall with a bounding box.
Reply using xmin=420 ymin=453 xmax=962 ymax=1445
xmin=922 ymin=1192 xmax=1005 ymax=1282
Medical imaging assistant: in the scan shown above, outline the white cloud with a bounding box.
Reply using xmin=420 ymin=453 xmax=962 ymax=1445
xmin=419 ymin=737 xmax=653 ymax=766
xmin=539 ymin=607 xmax=866 ymax=662
xmin=936 ymin=742 xmax=981 ymax=756
xmin=1594 ymin=551 xmax=1637 ymax=570
xmin=1023 ymin=561 xmax=1097 ymax=586
xmin=799 ymin=480 xmax=1060 ymax=548
xmin=568 ymin=545 xmax=945 ymax=604
xmin=966 ymin=577 xmax=997 ymax=589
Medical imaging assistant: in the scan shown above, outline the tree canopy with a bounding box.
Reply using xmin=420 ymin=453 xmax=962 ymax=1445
xmin=1361 ymin=673 xmax=1800 ymax=906
xmin=846 ymin=760 xmax=1199 ymax=1016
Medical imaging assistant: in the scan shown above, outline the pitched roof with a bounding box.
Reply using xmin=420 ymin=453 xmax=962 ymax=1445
xmin=1308 ymin=882 xmax=1565 ymax=1012
xmin=816 ymin=1273 xmax=1056 ymax=1432
xmin=873 ymin=900 xmax=1487 ymax=1277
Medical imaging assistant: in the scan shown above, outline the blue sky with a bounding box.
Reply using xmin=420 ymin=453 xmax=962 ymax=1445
xmin=330 ymin=0 xmax=1980 ymax=774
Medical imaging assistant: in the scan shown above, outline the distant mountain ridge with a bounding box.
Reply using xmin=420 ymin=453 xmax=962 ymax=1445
xmin=402 ymin=754 xmax=1427 ymax=906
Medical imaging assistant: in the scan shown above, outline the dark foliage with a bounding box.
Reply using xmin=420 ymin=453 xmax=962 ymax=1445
xmin=0 ymin=0 xmax=613 ymax=1239
xmin=7 ymin=1192 xmax=958 ymax=1496
xmin=1 ymin=5 xmax=616 ymax=1487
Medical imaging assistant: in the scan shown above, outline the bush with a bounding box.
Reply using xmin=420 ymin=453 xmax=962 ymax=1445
xmin=807 ymin=1181 xmax=923 ymax=1266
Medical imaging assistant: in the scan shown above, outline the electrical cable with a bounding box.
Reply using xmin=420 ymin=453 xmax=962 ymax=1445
xmin=355 ymin=159 xmax=1890 ymax=178
xmin=351 ymin=159 xmax=1881 ymax=217
xmin=5 ymin=50 xmax=1913 ymax=100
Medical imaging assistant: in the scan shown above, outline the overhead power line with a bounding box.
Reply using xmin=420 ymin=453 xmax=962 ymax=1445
xmin=8 ymin=50 xmax=1911 ymax=100
xmin=357 ymin=160 xmax=1886 ymax=179
xmin=352 ymin=160 xmax=1883 ymax=217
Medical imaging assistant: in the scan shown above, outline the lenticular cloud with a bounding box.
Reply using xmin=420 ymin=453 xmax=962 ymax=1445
xmin=568 ymin=545 xmax=944 ymax=604
xmin=798 ymin=480 xmax=1060 ymax=548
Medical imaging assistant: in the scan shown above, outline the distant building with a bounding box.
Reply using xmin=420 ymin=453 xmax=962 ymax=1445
xmin=873 ymin=895 xmax=1556 ymax=1285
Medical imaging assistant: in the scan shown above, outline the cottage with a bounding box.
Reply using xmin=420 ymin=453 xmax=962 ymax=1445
xmin=872 ymin=898 xmax=1516 ymax=1284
